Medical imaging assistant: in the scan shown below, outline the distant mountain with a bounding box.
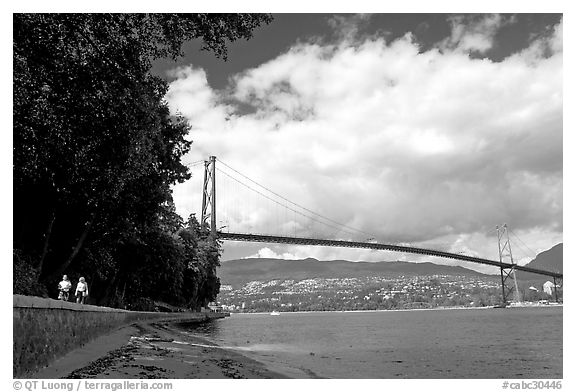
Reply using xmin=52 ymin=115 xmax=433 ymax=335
xmin=516 ymin=243 xmax=563 ymax=282
xmin=218 ymin=257 xmax=491 ymax=287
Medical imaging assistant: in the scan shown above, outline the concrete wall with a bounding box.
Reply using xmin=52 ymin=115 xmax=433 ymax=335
xmin=13 ymin=295 xmax=224 ymax=378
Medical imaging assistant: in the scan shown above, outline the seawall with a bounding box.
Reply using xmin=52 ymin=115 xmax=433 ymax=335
xmin=13 ymin=295 xmax=228 ymax=378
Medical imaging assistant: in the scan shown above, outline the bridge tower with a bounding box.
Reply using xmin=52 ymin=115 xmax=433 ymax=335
xmin=496 ymin=224 xmax=521 ymax=304
xmin=201 ymin=156 xmax=217 ymax=236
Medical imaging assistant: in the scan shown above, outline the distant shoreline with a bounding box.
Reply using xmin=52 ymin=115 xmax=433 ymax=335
xmin=228 ymin=303 xmax=563 ymax=316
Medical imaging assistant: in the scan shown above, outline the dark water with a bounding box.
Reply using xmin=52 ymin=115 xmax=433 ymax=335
xmin=186 ymin=307 xmax=562 ymax=379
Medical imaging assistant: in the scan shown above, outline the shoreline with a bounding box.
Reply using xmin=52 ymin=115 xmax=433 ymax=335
xmin=230 ymin=302 xmax=563 ymax=315
xmin=32 ymin=319 xmax=289 ymax=379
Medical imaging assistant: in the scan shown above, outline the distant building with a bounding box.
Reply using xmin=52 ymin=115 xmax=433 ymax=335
xmin=543 ymin=281 xmax=555 ymax=295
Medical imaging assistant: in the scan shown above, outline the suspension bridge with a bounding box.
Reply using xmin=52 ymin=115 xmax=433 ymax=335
xmin=188 ymin=156 xmax=562 ymax=304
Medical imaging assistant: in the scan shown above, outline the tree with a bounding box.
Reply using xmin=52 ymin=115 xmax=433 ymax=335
xmin=13 ymin=14 xmax=272 ymax=305
xmin=179 ymin=215 xmax=222 ymax=309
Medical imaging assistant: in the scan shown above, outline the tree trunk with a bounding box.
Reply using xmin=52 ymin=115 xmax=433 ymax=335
xmin=120 ymin=280 xmax=128 ymax=307
xmin=50 ymin=216 xmax=95 ymax=279
xmin=100 ymin=268 xmax=120 ymax=307
xmin=37 ymin=211 xmax=56 ymax=276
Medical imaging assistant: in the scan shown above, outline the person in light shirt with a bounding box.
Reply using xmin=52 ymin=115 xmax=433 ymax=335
xmin=57 ymin=275 xmax=72 ymax=301
xmin=75 ymin=277 xmax=89 ymax=304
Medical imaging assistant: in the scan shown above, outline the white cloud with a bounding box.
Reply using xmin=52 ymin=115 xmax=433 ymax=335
xmin=167 ymin=17 xmax=562 ymax=265
xmin=515 ymin=18 xmax=563 ymax=61
xmin=440 ymin=14 xmax=515 ymax=54
xmin=244 ymin=247 xmax=300 ymax=260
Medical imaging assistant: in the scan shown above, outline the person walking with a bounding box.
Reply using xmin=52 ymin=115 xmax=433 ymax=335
xmin=57 ymin=275 xmax=72 ymax=301
xmin=75 ymin=277 xmax=89 ymax=304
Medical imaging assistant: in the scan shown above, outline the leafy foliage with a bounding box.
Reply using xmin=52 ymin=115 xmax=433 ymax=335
xmin=13 ymin=13 xmax=271 ymax=308
xmin=13 ymin=250 xmax=48 ymax=297
xmin=99 ymin=214 xmax=221 ymax=310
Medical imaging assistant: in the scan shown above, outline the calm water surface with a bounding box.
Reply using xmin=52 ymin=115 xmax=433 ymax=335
xmin=185 ymin=307 xmax=562 ymax=379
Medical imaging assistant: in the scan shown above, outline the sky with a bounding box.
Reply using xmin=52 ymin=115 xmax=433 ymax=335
xmin=154 ymin=13 xmax=563 ymax=274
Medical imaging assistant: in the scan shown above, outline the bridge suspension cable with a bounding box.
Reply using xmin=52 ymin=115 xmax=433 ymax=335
xmin=216 ymin=167 xmax=365 ymax=238
xmin=213 ymin=158 xmax=497 ymax=259
xmin=183 ymin=159 xmax=206 ymax=168
xmin=216 ymin=158 xmax=377 ymax=239
xmin=507 ymin=228 xmax=539 ymax=260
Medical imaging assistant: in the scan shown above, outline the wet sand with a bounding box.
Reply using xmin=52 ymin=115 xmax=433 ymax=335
xmin=32 ymin=320 xmax=288 ymax=379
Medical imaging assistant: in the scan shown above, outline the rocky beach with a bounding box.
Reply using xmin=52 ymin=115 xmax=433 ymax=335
xmin=31 ymin=320 xmax=287 ymax=379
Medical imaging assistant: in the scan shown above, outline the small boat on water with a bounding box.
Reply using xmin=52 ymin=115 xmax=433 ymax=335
xmin=270 ymin=311 xmax=281 ymax=316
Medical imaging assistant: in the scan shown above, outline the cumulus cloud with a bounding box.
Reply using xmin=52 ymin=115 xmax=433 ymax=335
xmin=243 ymin=247 xmax=300 ymax=260
xmin=167 ymin=17 xmax=562 ymax=268
xmin=440 ymin=14 xmax=515 ymax=54
xmin=516 ymin=18 xmax=563 ymax=61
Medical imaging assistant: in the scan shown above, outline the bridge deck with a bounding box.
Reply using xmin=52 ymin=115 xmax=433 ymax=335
xmin=218 ymin=232 xmax=563 ymax=279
